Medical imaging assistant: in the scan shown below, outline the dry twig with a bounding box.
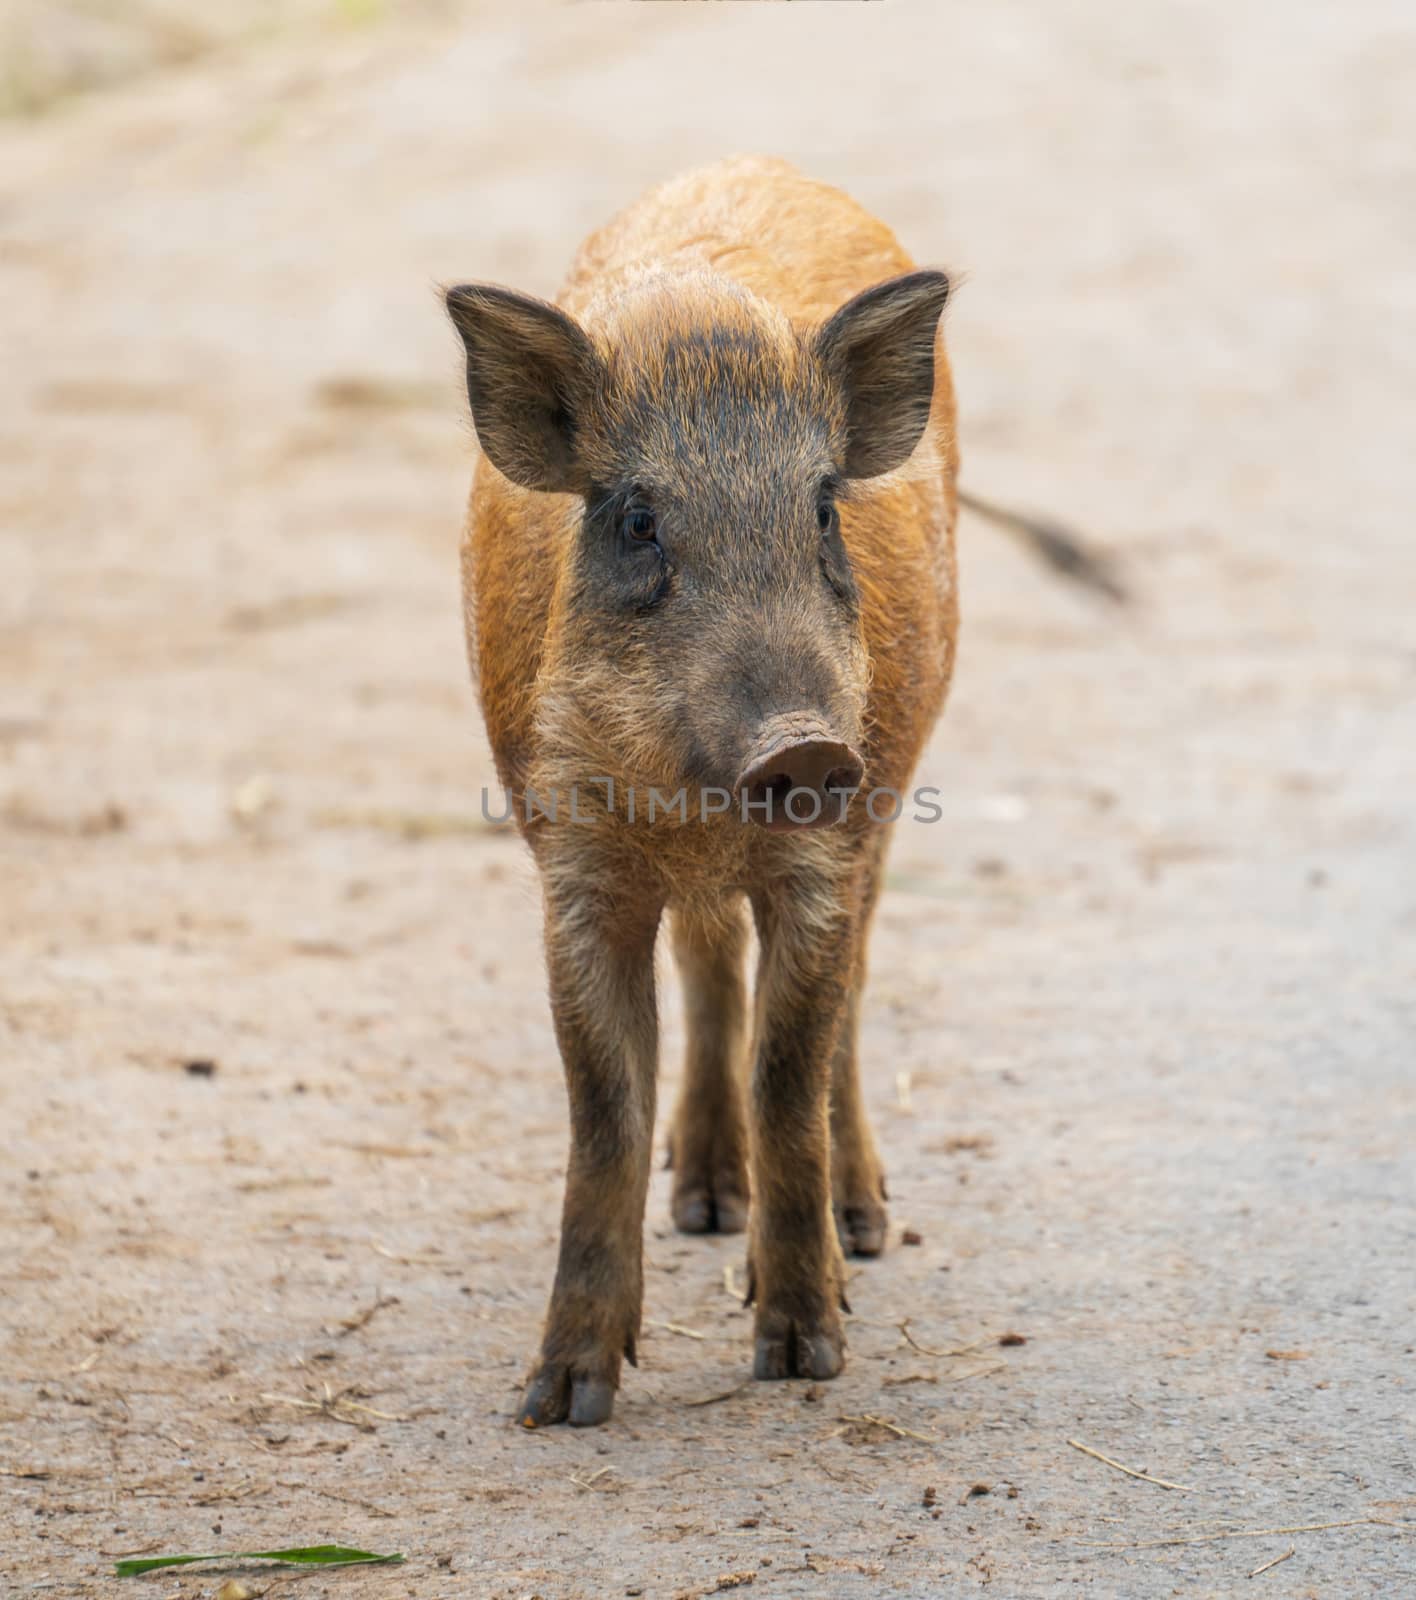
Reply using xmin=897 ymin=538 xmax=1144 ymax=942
xmin=673 ymin=1573 xmax=756 ymax=1599
xmin=684 ymin=1382 xmax=750 ymax=1409
xmin=277 ymin=1482 xmax=396 ymax=1518
xmin=1247 ymin=1547 xmax=1295 ymax=1577
xmin=569 ymin=1465 xmax=615 ymax=1491
xmin=898 ymin=1322 xmax=983 ymax=1359
xmin=334 ymin=1294 xmax=399 ymax=1337
xmin=259 ymin=1386 xmax=410 ymax=1429
xmin=646 ymin=1319 xmax=707 ymax=1341
xmin=1066 ymin=1437 xmax=1195 ymax=1492
xmin=840 ymin=1413 xmax=934 ymax=1444
xmin=371 ymin=1240 xmax=444 ymax=1266
xmin=944 ymin=1362 xmax=1007 ymax=1383
xmin=1079 ymin=1516 xmax=1407 ymax=1551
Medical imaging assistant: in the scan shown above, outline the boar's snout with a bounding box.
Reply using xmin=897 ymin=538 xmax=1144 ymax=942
xmin=734 ymin=714 xmax=865 ymax=832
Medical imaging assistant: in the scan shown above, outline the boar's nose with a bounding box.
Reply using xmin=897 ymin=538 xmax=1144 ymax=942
xmin=734 ymin=714 xmax=866 ymax=831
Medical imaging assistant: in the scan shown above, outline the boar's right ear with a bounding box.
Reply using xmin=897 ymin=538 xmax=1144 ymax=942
xmin=445 ymin=284 xmax=600 ymax=494
xmin=815 ymin=270 xmax=950 ymax=480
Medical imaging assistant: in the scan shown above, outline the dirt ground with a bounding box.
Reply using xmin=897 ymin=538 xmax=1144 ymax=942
xmin=3 ymin=3 xmax=1414 ymax=1597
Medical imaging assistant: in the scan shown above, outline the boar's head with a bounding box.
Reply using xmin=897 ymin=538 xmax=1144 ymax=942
xmin=447 ymin=268 xmax=948 ymax=830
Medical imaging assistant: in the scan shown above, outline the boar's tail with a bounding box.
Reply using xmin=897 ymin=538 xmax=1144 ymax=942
xmin=958 ymin=488 xmax=1128 ymax=604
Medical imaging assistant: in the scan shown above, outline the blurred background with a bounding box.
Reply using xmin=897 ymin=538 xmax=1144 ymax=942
xmin=2 ymin=3 xmax=1412 ymax=1595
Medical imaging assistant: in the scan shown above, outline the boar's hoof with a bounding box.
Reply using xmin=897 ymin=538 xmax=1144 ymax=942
xmin=753 ymin=1317 xmax=845 ymax=1382
xmin=834 ymin=1198 xmax=888 ymax=1258
xmin=672 ymin=1175 xmax=749 ymax=1235
xmin=516 ymin=1363 xmax=616 ymax=1429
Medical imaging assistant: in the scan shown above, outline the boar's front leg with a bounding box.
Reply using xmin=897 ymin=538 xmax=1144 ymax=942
xmin=745 ymin=875 xmax=854 ymax=1381
xmin=667 ymin=901 xmax=751 ymax=1235
xmin=830 ymin=833 xmax=890 ymax=1257
xmin=517 ymin=878 xmax=662 ymax=1429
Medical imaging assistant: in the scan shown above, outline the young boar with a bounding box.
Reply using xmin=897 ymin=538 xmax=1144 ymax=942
xmin=446 ymin=156 xmax=958 ymax=1427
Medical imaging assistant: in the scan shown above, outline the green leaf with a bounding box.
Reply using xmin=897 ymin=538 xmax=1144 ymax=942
xmin=114 ymin=1544 xmax=404 ymax=1577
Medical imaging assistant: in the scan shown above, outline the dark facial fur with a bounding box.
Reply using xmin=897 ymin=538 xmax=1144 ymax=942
xmin=560 ymin=283 xmax=867 ymax=793
xmin=447 ymin=269 xmax=947 ymax=798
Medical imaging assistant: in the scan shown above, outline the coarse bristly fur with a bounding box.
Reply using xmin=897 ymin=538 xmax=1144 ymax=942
xmin=445 ymin=156 xmax=959 ymax=1428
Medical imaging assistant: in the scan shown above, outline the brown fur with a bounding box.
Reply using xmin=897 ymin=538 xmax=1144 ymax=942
xmin=451 ymin=157 xmax=958 ymax=1426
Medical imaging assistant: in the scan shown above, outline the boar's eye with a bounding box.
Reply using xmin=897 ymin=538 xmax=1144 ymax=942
xmin=816 ymin=489 xmax=854 ymax=604
xmin=623 ymin=506 xmax=658 ymax=543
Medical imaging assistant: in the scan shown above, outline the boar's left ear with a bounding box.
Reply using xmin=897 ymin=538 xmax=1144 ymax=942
xmin=445 ymin=283 xmax=601 ymax=494
xmin=815 ymin=270 xmax=950 ymax=480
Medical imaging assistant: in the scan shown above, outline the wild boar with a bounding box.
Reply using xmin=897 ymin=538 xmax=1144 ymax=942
xmin=446 ymin=156 xmax=958 ymax=1427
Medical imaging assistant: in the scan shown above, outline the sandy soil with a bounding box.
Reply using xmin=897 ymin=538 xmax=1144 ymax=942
xmin=2 ymin=3 xmax=1414 ymax=1596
